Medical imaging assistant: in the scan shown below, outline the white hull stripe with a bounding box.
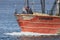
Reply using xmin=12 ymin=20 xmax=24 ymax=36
xmin=31 ymin=22 xmax=60 ymax=24
xmin=20 ymin=21 xmax=60 ymax=24
xmin=21 ymin=26 xmax=58 ymax=29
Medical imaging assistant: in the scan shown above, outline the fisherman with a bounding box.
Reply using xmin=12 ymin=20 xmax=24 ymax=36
xmin=22 ymin=6 xmax=33 ymax=14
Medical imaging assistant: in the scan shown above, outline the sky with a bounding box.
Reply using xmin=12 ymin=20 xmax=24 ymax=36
xmin=0 ymin=0 xmax=55 ymax=13
xmin=0 ymin=0 xmax=55 ymax=31
xmin=0 ymin=0 xmax=55 ymax=21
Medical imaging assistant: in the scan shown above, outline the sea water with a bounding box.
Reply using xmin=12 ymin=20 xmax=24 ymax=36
xmin=0 ymin=0 xmax=60 ymax=40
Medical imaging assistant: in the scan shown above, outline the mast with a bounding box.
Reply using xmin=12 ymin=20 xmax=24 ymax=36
xmin=56 ymin=0 xmax=60 ymax=16
xmin=25 ymin=0 xmax=29 ymax=7
xmin=40 ymin=0 xmax=45 ymax=13
xmin=50 ymin=0 xmax=57 ymax=15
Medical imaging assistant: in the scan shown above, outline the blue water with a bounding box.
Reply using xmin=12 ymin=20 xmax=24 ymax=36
xmin=0 ymin=0 xmax=60 ymax=40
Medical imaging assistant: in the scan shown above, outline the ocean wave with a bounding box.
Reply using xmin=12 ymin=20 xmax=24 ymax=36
xmin=4 ymin=32 xmax=58 ymax=36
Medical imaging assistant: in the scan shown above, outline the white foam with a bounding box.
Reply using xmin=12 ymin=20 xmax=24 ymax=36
xmin=4 ymin=32 xmax=58 ymax=36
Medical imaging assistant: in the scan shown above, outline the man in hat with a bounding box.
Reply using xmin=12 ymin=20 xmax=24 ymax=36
xmin=22 ymin=6 xmax=33 ymax=14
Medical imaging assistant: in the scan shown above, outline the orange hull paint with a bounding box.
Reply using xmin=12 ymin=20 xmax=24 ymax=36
xmin=16 ymin=14 xmax=60 ymax=34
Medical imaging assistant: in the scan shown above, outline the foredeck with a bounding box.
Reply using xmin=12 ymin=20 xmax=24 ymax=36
xmin=15 ymin=12 xmax=60 ymax=18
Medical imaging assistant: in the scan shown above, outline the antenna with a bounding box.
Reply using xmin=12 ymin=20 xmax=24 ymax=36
xmin=32 ymin=0 xmax=34 ymax=12
xmin=14 ymin=4 xmax=17 ymax=14
xmin=40 ymin=0 xmax=45 ymax=13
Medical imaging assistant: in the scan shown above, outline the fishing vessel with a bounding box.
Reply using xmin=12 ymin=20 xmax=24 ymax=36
xmin=15 ymin=0 xmax=60 ymax=34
